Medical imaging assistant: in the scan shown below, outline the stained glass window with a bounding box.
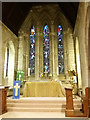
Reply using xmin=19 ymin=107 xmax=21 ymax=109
xmin=6 ymin=48 xmax=9 ymax=77
xmin=57 ymin=25 xmax=64 ymax=73
xmin=30 ymin=26 xmax=35 ymax=74
xmin=43 ymin=25 xmax=50 ymax=74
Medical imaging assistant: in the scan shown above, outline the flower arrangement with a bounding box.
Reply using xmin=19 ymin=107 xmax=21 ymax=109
xmin=68 ymin=69 xmax=77 ymax=77
xmin=49 ymin=74 xmax=52 ymax=77
xmin=48 ymin=73 xmax=52 ymax=79
xmin=40 ymin=73 xmax=43 ymax=77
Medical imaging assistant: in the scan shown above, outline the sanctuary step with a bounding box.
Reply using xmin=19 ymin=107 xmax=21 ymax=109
xmin=7 ymin=97 xmax=82 ymax=112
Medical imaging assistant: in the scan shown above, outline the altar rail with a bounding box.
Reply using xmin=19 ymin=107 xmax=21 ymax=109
xmin=65 ymin=87 xmax=90 ymax=117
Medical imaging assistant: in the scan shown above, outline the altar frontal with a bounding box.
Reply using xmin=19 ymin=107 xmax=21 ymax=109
xmin=23 ymin=81 xmax=65 ymax=97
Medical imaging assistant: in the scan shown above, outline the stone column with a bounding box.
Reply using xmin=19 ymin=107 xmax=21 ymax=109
xmin=24 ymin=34 xmax=30 ymax=80
xmin=79 ymin=4 xmax=88 ymax=94
xmin=39 ymin=32 xmax=43 ymax=77
xmin=2 ymin=45 xmax=5 ymax=86
xmin=0 ymin=22 xmax=2 ymax=85
xmin=35 ymin=26 xmax=40 ymax=80
xmin=67 ymin=29 xmax=75 ymax=71
xmin=50 ymin=21 xmax=57 ymax=79
xmin=88 ymin=6 xmax=90 ymax=87
xmin=75 ymin=37 xmax=82 ymax=90
xmin=63 ymin=31 xmax=69 ymax=80
xmin=54 ymin=32 xmax=58 ymax=78
xmin=18 ymin=32 xmax=25 ymax=72
xmin=49 ymin=30 xmax=53 ymax=77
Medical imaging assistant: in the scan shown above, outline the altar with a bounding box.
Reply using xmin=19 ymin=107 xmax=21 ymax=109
xmin=23 ymin=81 xmax=65 ymax=97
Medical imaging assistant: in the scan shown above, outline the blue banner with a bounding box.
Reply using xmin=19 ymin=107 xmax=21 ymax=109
xmin=13 ymin=81 xmax=20 ymax=99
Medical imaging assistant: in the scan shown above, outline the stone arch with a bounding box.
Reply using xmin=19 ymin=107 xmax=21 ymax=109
xmin=20 ymin=11 xmax=38 ymax=34
xmin=54 ymin=12 xmax=71 ymax=33
xmin=36 ymin=10 xmax=51 ymax=77
xmin=18 ymin=3 xmax=76 ymax=82
xmin=53 ymin=15 xmax=66 ymax=75
xmin=29 ymin=17 xmax=38 ymax=34
xmin=38 ymin=11 xmax=51 ymax=32
xmin=4 ymin=40 xmax=15 ymax=87
xmin=53 ymin=12 xmax=74 ymax=77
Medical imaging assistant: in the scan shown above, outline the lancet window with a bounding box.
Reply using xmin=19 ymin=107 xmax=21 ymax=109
xmin=57 ymin=25 xmax=64 ymax=74
xmin=43 ymin=25 xmax=50 ymax=74
xmin=29 ymin=26 xmax=35 ymax=74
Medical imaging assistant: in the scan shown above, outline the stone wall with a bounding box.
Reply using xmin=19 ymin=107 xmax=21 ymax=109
xmin=74 ymin=2 xmax=89 ymax=94
xmin=18 ymin=3 xmax=75 ymax=87
xmin=0 ymin=21 xmax=2 ymax=85
xmin=1 ymin=22 xmax=18 ymax=87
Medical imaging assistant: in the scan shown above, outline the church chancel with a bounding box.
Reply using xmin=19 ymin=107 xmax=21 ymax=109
xmin=1 ymin=3 xmax=77 ymax=97
xmin=18 ymin=4 xmax=75 ymax=97
xmin=0 ymin=2 xmax=89 ymax=118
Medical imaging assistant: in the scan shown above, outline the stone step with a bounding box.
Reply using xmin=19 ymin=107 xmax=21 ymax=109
xmin=7 ymin=97 xmax=81 ymax=104
xmin=7 ymin=107 xmax=65 ymax=112
xmin=7 ymin=97 xmax=82 ymax=113
xmin=7 ymin=107 xmax=81 ymax=112
xmin=7 ymin=103 xmax=82 ymax=108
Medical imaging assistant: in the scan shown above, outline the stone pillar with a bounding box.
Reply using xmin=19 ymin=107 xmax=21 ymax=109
xmin=39 ymin=32 xmax=43 ymax=77
xmin=2 ymin=45 xmax=5 ymax=86
xmin=35 ymin=26 xmax=40 ymax=80
xmin=88 ymin=6 xmax=90 ymax=87
xmin=18 ymin=32 xmax=25 ymax=72
xmin=50 ymin=21 xmax=57 ymax=79
xmin=79 ymin=39 xmax=88 ymax=94
xmin=63 ymin=31 xmax=69 ymax=80
xmin=67 ymin=30 xmax=75 ymax=71
xmin=54 ymin=32 xmax=58 ymax=78
xmin=24 ymin=34 xmax=30 ymax=80
xmin=49 ymin=30 xmax=53 ymax=77
xmin=78 ymin=3 xmax=88 ymax=94
xmin=74 ymin=2 xmax=88 ymax=94
xmin=0 ymin=22 xmax=2 ymax=85
xmin=75 ymin=37 xmax=82 ymax=90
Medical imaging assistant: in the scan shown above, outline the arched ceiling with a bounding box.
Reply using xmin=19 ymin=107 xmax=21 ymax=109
xmin=2 ymin=2 xmax=79 ymax=36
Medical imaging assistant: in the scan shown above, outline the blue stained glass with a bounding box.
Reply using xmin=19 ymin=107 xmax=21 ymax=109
xmin=57 ymin=25 xmax=64 ymax=73
xmin=43 ymin=25 xmax=50 ymax=74
xmin=30 ymin=26 xmax=35 ymax=74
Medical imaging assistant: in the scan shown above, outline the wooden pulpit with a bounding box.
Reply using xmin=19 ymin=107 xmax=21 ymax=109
xmin=0 ymin=86 xmax=9 ymax=115
xmin=65 ymin=88 xmax=74 ymax=117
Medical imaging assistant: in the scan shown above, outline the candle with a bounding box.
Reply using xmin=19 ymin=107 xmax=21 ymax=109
xmin=28 ymin=68 xmax=30 ymax=76
xmin=57 ymin=66 xmax=59 ymax=75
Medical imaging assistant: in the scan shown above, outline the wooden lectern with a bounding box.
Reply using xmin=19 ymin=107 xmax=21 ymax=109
xmin=0 ymin=86 xmax=9 ymax=115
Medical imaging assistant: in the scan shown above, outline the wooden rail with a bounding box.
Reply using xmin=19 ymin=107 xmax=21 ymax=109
xmin=65 ymin=87 xmax=90 ymax=117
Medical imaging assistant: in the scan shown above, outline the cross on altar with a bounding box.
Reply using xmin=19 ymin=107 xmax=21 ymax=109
xmin=14 ymin=83 xmax=20 ymax=96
